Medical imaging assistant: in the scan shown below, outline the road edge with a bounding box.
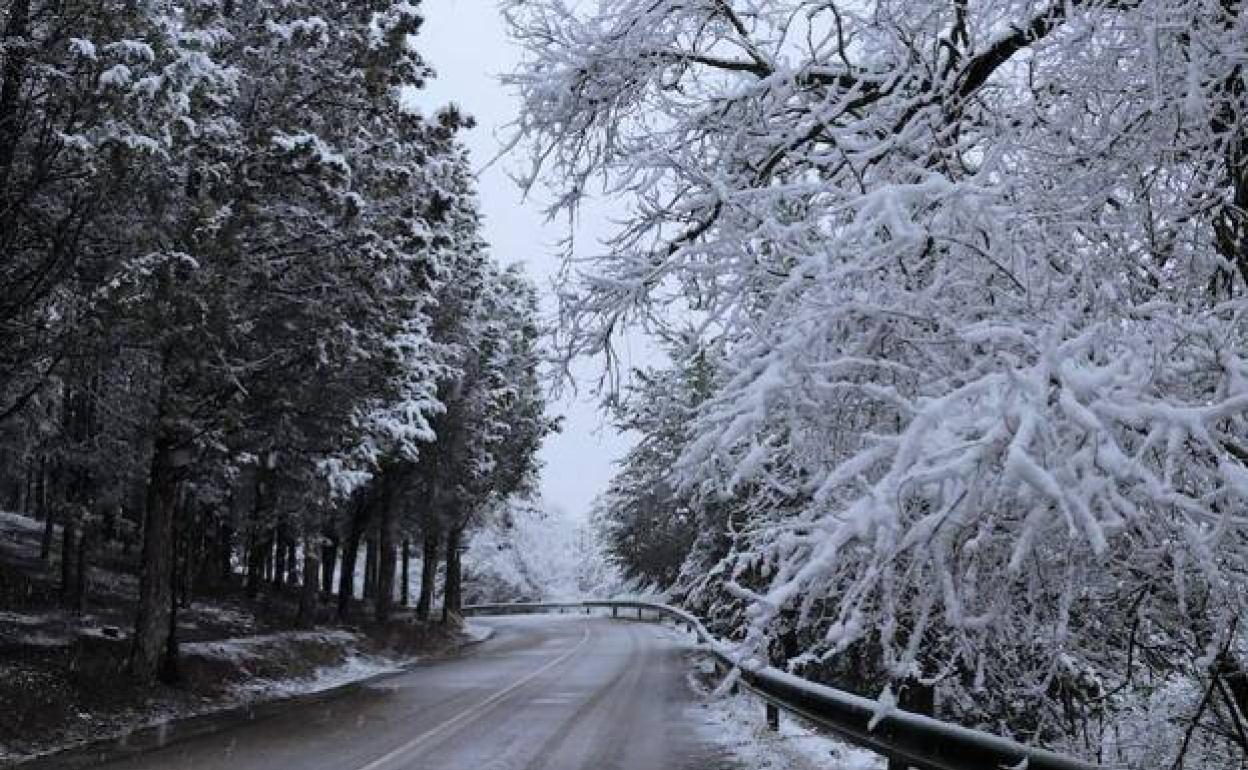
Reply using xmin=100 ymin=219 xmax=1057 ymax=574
xmin=8 ymin=625 xmax=497 ymax=770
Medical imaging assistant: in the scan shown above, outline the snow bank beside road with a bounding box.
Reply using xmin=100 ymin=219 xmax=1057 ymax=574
xmin=233 ymin=653 xmax=405 ymax=698
xmin=688 ymin=676 xmax=884 ymax=770
xmin=652 ymin=622 xmax=884 ymax=770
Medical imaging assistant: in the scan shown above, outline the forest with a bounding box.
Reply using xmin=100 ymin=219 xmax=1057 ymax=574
xmin=530 ymin=1 xmax=1248 ymax=768
xmin=0 ymin=0 xmax=553 ymax=690
xmin=4 ymin=0 xmax=1248 ymax=769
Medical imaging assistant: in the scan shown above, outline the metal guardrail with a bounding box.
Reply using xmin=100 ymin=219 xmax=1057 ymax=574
xmin=463 ymin=600 xmax=1103 ymax=770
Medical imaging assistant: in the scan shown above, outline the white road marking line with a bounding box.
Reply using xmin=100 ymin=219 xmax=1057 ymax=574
xmin=352 ymin=625 xmax=593 ymax=770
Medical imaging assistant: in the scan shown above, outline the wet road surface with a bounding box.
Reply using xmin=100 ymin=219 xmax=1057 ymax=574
xmin=96 ymin=615 xmax=738 ymax=770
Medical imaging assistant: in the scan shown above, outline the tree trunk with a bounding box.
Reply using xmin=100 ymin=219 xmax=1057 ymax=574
xmin=60 ymin=514 xmax=77 ymax=606
xmin=416 ymin=531 xmax=439 ymax=621
xmin=247 ymin=462 xmax=274 ymax=596
xmin=321 ymin=535 xmax=337 ymax=596
xmin=34 ymin=455 xmax=46 ymax=520
xmin=273 ymin=521 xmax=287 ymax=588
xmin=211 ymin=521 xmax=234 ymax=588
xmin=363 ymin=533 xmax=377 ymax=600
xmin=337 ymin=529 xmax=361 ymax=621
xmin=247 ymin=530 xmax=271 ymax=598
xmin=17 ymin=457 xmax=30 ymax=514
xmin=297 ymin=537 xmax=320 ymax=627
xmin=442 ymin=527 xmax=463 ymax=624
xmin=40 ymin=456 xmax=62 ymax=563
xmin=176 ymin=507 xmax=193 ymax=609
xmin=264 ymin=538 xmax=275 ymax=583
xmin=401 ymin=540 xmax=410 ymax=607
xmin=73 ymin=520 xmax=89 ymax=615
xmin=286 ymin=539 xmax=298 ymax=586
xmin=130 ymin=441 xmax=180 ymax=684
xmin=375 ymin=495 xmax=399 ymax=622
xmin=40 ymin=503 xmax=54 ymax=560
xmin=162 ymin=521 xmax=181 ymax=685
xmin=1217 ymin=652 xmax=1248 ymax=726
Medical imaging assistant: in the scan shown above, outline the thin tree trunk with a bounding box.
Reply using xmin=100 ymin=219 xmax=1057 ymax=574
xmin=401 ymin=540 xmax=410 ymax=607
xmin=217 ymin=522 xmax=234 ymax=585
xmin=248 ymin=463 xmax=273 ymax=596
xmin=1216 ymin=652 xmax=1248 ymax=726
xmin=442 ymin=526 xmax=463 ymax=624
xmin=416 ymin=531 xmax=439 ymax=621
xmin=177 ymin=509 xmax=193 ymax=609
xmin=297 ymin=537 xmax=320 ymax=627
xmin=363 ymin=533 xmax=377 ymax=600
xmin=273 ymin=521 xmax=287 ymax=588
xmin=17 ymin=457 xmax=30 ymax=514
xmin=35 ymin=455 xmax=46 ymax=520
xmin=337 ymin=529 xmax=362 ymax=621
xmin=74 ymin=520 xmax=89 ymax=615
xmin=162 ymin=512 xmax=181 ymax=685
xmin=60 ymin=514 xmax=77 ymax=605
xmin=321 ymin=535 xmax=337 ymax=596
xmin=246 ymin=532 xmax=264 ymax=598
xmin=375 ymin=497 xmax=398 ymax=622
xmin=40 ymin=501 xmax=54 ymax=560
xmin=286 ymin=539 xmax=298 ymax=586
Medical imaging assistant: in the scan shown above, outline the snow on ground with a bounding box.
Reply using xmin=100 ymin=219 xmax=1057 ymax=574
xmin=0 ymin=635 xmax=417 ymax=765
xmin=13 ymin=630 xmax=72 ymax=648
xmin=687 ymin=672 xmax=886 ymax=770
xmin=233 ymin=653 xmax=405 ymax=698
xmin=0 ymin=610 xmax=58 ymax=625
xmin=182 ymin=628 xmax=359 ymax=659
xmin=188 ymin=603 xmax=257 ymax=630
xmin=0 ymin=609 xmax=100 ymax=647
xmin=0 ymin=510 xmax=47 ymax=561
xmin=462 ymin=621 xmax=494 ymax=644
xmin=0 ymin=511 xmax=43 ymax=533
xmin=650 ymin=623 xmax=885 ymax=770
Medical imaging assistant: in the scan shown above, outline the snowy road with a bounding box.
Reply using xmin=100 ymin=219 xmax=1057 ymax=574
xmin=96 ymin=616 xmax=738 ymax=770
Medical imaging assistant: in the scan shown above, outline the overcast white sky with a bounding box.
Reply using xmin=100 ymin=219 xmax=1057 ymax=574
xmin=415 ymin=1 xmax=637 ymax=518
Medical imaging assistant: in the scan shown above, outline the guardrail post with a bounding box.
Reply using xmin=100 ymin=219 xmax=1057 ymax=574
xmin=766 ymin=702 xmax=779 ymax=732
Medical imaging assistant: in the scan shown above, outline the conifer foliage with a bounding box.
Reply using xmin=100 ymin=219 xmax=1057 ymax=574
xmin=0 ymin=0 xmax=551 ymax=684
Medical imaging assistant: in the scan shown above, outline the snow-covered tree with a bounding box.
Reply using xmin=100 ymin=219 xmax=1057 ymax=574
xmin=411 ymin=261 xmax=558 ymax=620
xmin=596 ymin=351 xmax=718 ymax=590
xmin=507 ymin=0 xmax=1248 ymax=761
xmin=464 ymin=501 xmax=617 ymax=602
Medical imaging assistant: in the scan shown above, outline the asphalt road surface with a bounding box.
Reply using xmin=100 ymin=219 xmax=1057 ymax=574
xmin=96 ymin=615 xmax=740 ymax=770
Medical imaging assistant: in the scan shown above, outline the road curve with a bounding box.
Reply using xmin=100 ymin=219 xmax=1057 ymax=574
xmin=95 ymin=616 xmax=739 ymax=770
